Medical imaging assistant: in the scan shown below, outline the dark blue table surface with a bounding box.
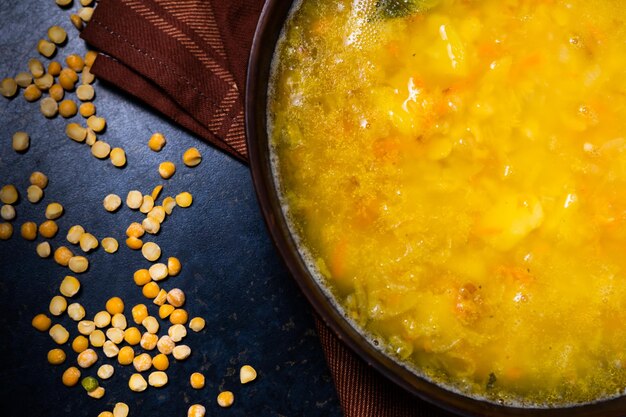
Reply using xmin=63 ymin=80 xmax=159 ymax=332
xmin=0 ymin=1 xmax=341 ymax=416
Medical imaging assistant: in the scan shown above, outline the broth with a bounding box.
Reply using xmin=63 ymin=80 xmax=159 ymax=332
xmin=269 ymin=0 xmax=626 ymax=406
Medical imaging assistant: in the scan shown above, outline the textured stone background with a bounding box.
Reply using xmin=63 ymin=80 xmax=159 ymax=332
xmin=0 ymin=1 xmax=341 ymax=416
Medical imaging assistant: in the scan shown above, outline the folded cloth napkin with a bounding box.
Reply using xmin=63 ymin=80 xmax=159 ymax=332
xmin=82 ymin=0 xmax=258 ymax=162
xmin=82 ymin=1 xmax=457 ymax=416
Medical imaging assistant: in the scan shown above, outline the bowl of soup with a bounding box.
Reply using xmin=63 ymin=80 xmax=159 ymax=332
xmin=246 ymin=0 xmax=626 ymax=414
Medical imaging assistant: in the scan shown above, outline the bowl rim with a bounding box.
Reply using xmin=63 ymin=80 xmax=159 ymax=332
xmin=244 ymin=1 xmax=626 ymax=416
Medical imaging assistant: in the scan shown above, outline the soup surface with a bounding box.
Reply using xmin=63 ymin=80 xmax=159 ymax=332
xmin=269 ymin=0 xmax=626 ymax=406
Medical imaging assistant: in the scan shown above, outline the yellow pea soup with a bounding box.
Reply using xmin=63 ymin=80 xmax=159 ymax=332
xmin=269 ymin=0 xmax=626 ymax=406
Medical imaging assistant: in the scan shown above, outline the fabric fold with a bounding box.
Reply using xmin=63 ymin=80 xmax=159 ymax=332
xmin=82 ymin=0 xmax=262 ymax=161
xmin=315 ymin=318 xmax=458 ymax=417
xmin=92 ymin=54 xmax=244 ymax=160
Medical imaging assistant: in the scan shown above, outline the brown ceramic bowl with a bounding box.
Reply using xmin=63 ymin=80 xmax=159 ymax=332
xmin=245 ymin=1 xmax=626 ymax=416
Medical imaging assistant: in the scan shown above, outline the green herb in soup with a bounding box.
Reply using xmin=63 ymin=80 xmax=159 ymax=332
xmin=374 ymin=0 xmax=441 ymax=19
xmin=269 ymin=0 xmax=626 ymax=406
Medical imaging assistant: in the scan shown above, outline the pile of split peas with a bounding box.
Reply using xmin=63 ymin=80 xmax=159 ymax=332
xmin=1 ymin=1 xmax=257 ymax=416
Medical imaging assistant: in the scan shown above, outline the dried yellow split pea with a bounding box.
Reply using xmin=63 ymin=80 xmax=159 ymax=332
xmin=148 ymin=133 xmax=166 ymax=151
xmin=182 ymin=147 xmax=202 ymax=167
xmin=217 ymin=391 xmax=235 ymax=408
xmin=12 ymin=131 xmax=29 ymax=152
xmin=158 ymin=161 xmax=176 ymax=179
xmin=103 ymin=194 xmax=122 ymax=212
